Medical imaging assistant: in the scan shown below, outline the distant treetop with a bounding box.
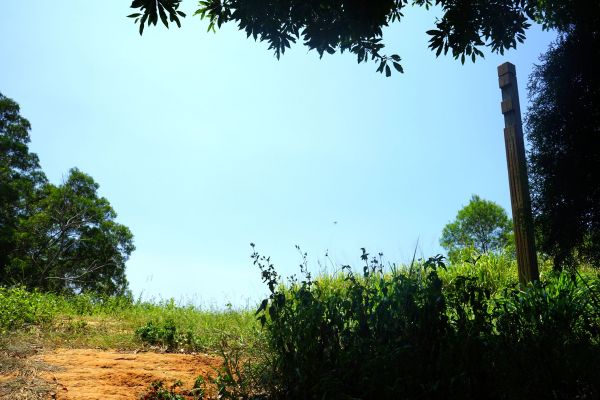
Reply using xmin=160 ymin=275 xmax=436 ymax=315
xmin=440 ymin=195 xmax=513 ymax=263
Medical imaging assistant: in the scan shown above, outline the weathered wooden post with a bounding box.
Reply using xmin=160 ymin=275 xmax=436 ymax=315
xmin=498 ymin=62 xmax=539 ymax=285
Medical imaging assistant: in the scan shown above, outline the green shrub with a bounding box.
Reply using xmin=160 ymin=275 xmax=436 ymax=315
xmin=135 ymin=320 xmax=179 ymax=350
xmin=487 ymin=273 xmax=600 ymax=399
xmin=252 ymin=245 xmax=600 ymax=400
xmin=0 ymin=286 xmax=58 ymax=333
xmin=134 ymin=319 xmax=207 ymax=352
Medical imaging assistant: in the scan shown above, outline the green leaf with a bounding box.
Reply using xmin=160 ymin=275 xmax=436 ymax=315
xmin=435 ymin=45 xmax=443 ymax=57
xmin=149 ymin=10 xmax=158 ymax=26
xmin=392 ymin=62 xmax=404 ymax=73
xmin=139 ymin=13 xmax=148 ymax=35
xmin=255 ymin=299 xmax=268 ymax=315
xmin=385 ymin=64 xmax=391 ymax=77
xmin=127 ymin=13 xmax=142 ymax=18
xmin=158 ymin=5 xmax=169 ymax=28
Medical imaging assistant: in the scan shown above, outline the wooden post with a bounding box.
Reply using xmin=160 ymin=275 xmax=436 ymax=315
xmin=498 ymin=62 xmax=539 ymax=285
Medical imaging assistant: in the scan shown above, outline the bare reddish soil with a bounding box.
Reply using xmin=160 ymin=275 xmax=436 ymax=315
xmin=37 ymin=349 xmax=221 ymax=400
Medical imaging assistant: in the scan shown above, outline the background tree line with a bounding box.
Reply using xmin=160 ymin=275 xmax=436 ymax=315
xmin=0 ymin=93 xmax=134 ymax=296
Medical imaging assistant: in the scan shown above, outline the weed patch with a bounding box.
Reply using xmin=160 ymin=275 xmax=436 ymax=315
xmin=250 ymin=245 xmax=600 ymax=400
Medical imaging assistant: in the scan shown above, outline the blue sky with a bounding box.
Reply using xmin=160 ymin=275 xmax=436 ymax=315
xmin=1 ymin=2 xmax=556 ymax=307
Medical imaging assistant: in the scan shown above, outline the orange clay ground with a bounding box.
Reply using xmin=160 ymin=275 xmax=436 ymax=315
xmin=1 ymin=348 xmax=221 ymax=400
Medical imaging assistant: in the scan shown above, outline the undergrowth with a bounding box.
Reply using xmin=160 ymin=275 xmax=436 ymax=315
xmin=248 ymin=246 xmax=600 ymax=400
xmin=2 ymin=248 xmax=599 ymax=400
xmin=0 ymin=287 xmax=257 ymax=353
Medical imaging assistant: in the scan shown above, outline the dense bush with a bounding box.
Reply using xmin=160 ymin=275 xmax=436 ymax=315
xmin=134 ymin=318 xmax=208 ymax=352
xmin=252 ymin=246 xmax=600 ymax=399
xmin=0 ymin=286 xmax=58 ymax=333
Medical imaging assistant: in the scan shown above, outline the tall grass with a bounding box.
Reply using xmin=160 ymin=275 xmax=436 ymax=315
xmin=0 ymin=287 xmax=259 ymax=352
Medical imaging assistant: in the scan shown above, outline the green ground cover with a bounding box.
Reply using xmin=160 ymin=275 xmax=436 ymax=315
xmin=2 ymin=252 xmax=599 ymax=399
xmin=0 ymin=287 xmax=259 ymax=352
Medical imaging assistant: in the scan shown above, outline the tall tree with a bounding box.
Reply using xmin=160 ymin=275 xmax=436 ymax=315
xmin=0 ymin=93 xmax=47 ymax=278
xmin=1 ymin=93 xmax=135 ymax=295
xmin=440 ymin=195 xmax=512 ymax=263
xmin=8 ymin=169 xmax=135 ymax=295
xmin=525 ymin=26 xmax=600 ymax=269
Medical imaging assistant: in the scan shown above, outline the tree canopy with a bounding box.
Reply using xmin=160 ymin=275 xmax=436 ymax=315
xmin=0 ymin=93 xmax=47 ymax=279
xmin=525 ymin=26 xmax=600 ymax=269
xmin=128 ymin=0 xmax=586 ymax=75
xmin=440 ymin=195 xmax=512 ymax=263
xmin=0 ymin=93 xmax=135 ymax=295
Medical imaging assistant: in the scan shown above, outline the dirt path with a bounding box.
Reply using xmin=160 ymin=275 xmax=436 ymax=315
xmin=36 ymin=349 xmax=221 ymax=400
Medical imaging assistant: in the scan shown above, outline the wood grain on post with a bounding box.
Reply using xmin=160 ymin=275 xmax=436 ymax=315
xmin=498 ymin=62 xmax=540 ymax=285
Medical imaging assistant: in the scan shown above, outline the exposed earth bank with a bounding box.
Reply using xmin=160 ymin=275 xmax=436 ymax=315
xmin=2 ymin=348 xmax=221 ymax=400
